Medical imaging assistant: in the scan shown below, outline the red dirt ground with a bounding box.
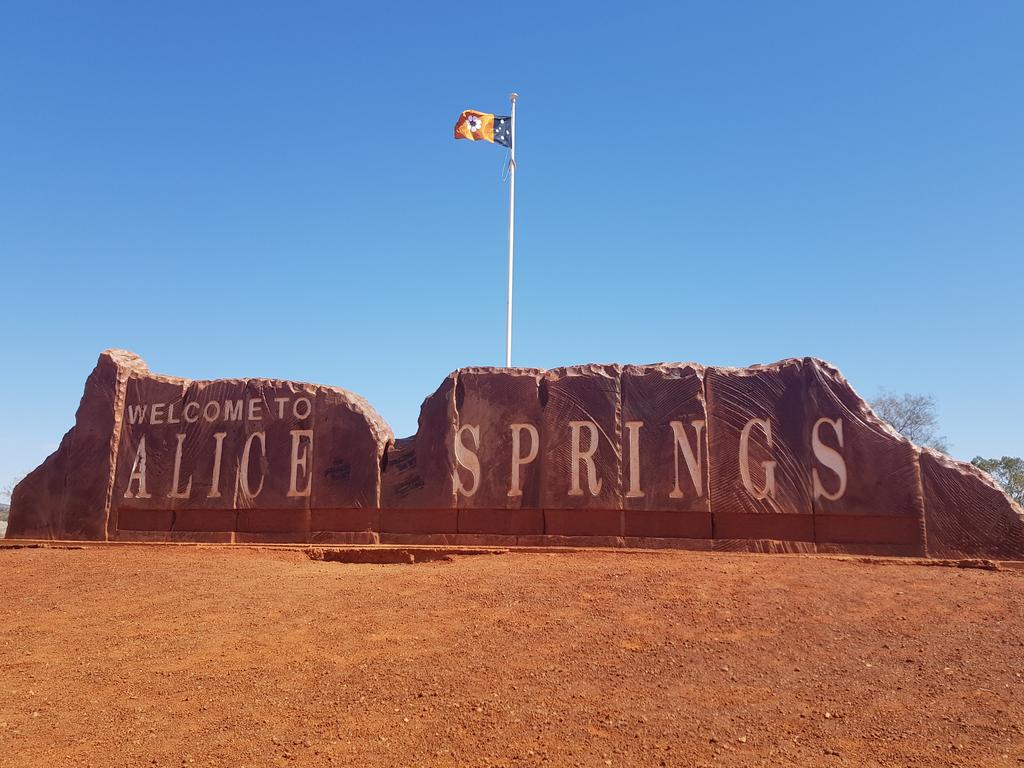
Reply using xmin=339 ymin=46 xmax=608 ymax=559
xmin=0 ymin=545 xmax=1021 ymax=767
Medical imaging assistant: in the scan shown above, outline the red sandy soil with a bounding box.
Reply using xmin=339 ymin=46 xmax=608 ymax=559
xmin=0 ymin=545 xmax=1021 ymax=767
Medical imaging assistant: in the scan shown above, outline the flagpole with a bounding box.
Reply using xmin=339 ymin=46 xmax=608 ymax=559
xmin=505 ymin=92 xmax=517 ymax=368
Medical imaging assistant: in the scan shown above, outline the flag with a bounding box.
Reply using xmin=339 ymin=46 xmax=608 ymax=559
xmin=454 ymin=110 xmax=512 ymax=148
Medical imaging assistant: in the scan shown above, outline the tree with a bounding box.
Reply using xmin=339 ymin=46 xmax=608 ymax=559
xmin=869 ymin=391 xmax=949 ymax=453
xmin=971 ymin=456 xmax=1024 ymax=506
xmin=1 ymin=475 xmax=23 ymax=508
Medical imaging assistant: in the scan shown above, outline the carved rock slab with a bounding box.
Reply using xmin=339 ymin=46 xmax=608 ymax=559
xmin=920 ymin=448 xmax=1024 ymax=559
xmin=7 ymin=349 xmax=1023 ymax=560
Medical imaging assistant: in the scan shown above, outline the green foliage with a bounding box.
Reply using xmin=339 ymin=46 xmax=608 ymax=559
xmin=971 ymin=456 xmax=1024 ymax=506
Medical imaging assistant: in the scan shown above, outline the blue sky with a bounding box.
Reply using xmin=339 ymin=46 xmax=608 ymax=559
xmin=1 ymin=2 xmax=1022 ymax=494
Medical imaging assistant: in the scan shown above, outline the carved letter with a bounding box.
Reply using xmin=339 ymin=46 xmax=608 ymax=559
xmin=288 ymin=429 xmax=314 ymax=498
xmin=508 ymin=423 xmax=539 ymax=497
xmin=167 ymin=402 xmax=180 ymax=425
xmin=183 ymin=401 xmax=200 ymax=424
xmin=739 ymin=418 xmax=776 ymax=500
xmin=293 ymin=397 xmax=312 ymax=420
xmin=208 ymin=432 xmax=226 ymax=498
xmin=203 ymin=401 xmax=221 ymax=422
xmin=568 ymin=420 xmax=603 ymax=497
xmin=669 ymin=419 xmax=705 ymax=498
xmin=238 ymin=431 xmax=266 ymax=499
xmin=812 ymin=417 xmax=847 ymax=501
xmin=223 ymin=400 xmax=243 ymax=422
xmin=127 ymin=404 xmax=148 ymax=425
xmin=150 ymin=403 xmax=165 ymax=425
xmin=625 ymin=421 xmax=644 ymax=498
xmin=248 ymin=399 xmax=263 ymax=421
xmin=454 ymin=424 xmax=481 ymax=497
xmin=124 ymin=437 xmax=151 ymax=499
xmin=167 ymin=433 xmax=193 ymax=499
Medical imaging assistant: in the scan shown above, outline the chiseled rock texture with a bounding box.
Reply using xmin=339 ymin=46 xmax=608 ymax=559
xmin=8 ymin=349 xmax=141 ymax=540
xmin=10 ymin=350 xmax=392 ymax=541
xmin=7 ymin=350 xmax=1023 ymax=559
xmin=920 ymin=448 xmax=1024 ymax=559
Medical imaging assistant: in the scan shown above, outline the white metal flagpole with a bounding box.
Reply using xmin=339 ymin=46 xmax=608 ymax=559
xmin=505 ymin=92 xmax=517 ymax=368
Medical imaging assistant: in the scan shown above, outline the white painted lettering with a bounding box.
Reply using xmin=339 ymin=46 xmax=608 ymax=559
xmin=203 ymin=401 xmax=221 ymax=422
xmin=127 ymin=404 xmax=148 ymax=425
xmin=208 ymin=432 xmax=226 ymax=498
xmin=167 ymin=433 xmax=193 ymax=499
xmin=454 ymin=424 xmax=481 ymax=497
xmin=287 ymin=429 xmax=314 ymax=498
xmin=739 ymin=418 xmax=776 ymax=500
xmin=670 ymin=420 xmax=706 ymax=498
xmin=223 ymin=400 xmax=243 ymax=421
xmin=238 ymin=431 xmax=266 ymax=498
xmin=625 ymin=421 xmax=644 ymax=498
xmin=812 ymin=417 xmax=847 ymax=501
xmin=508 ymin=423 xmax=539 ymax=497
xmin=568 ymin=420 xmax=603 ymax=497
xmin=293 ymin=397 xmax=312 ymax=420
xmin=124 ymin=437 xmax=151 ymax=499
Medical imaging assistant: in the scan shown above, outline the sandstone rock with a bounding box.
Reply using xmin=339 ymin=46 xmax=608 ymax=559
xmin=8 ymin=349 xmax=142 ymax=540
xmin=803 ymin=359 xmax=926 ymax=554
xmin=451 ymin=367 xmax=545 ymax=536
xmin=706 ymin=359 xmax=814 ymax=542
xmin=539 ymin=365 xmax=623 ymax=536
xmin=12 ymin=350 xmax=391 ymax=540
xmin=8 ymin=350 xmax=1022 ymax=560
xmin=620 ymin=363 xmax=710 ymax=539
xmin=920 ymin=448 xmax=1024 ymax=559
xmin=380 ymin=375 xmax=457 ymax=533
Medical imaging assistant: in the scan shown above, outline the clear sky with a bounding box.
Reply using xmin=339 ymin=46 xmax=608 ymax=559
xmin=2 ymin=2 xmax=1022 ymax=495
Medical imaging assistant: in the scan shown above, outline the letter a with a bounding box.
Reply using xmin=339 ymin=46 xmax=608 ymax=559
xmin=124 ymin=437 xmax=152 ymax=499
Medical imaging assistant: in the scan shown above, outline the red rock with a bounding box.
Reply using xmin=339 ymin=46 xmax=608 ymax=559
xmin=620 ymin=363 xmax=711 ymax=538
xmin=921 ymin=448 xmax=1024 ymax=559
xmin=8 ymin=349 xmax=141 ymax=540
xmin=803 ymin=359 xmax=926 ymax=553
xmin=538 ymin=364 xmax=622 ymax=506
xmin=381 ymin=375 xmax=456 ymax=511
xmin=8 ymin=350 xmax=1022 ymax=560
xmin=706 ymin=360 xmax=814 ymax=542
xmin=452 ymin=367 xmax=545 ymax=511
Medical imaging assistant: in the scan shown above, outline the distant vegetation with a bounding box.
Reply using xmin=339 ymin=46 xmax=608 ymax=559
xmin=971 ymin=456 xmax=1024 ymax=506
xmin=870 ymin=392 xmax=1021 ymax=505
xmin=870 ymin=391 xmax=949 ymax=453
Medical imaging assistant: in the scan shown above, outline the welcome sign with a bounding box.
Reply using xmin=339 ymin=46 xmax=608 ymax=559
xmin=7 ymin=350 xmax=1023 ymax=560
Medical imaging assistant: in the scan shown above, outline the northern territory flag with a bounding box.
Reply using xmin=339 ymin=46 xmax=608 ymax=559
xmin=453 ymin=110 xmax=512 ymax=147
